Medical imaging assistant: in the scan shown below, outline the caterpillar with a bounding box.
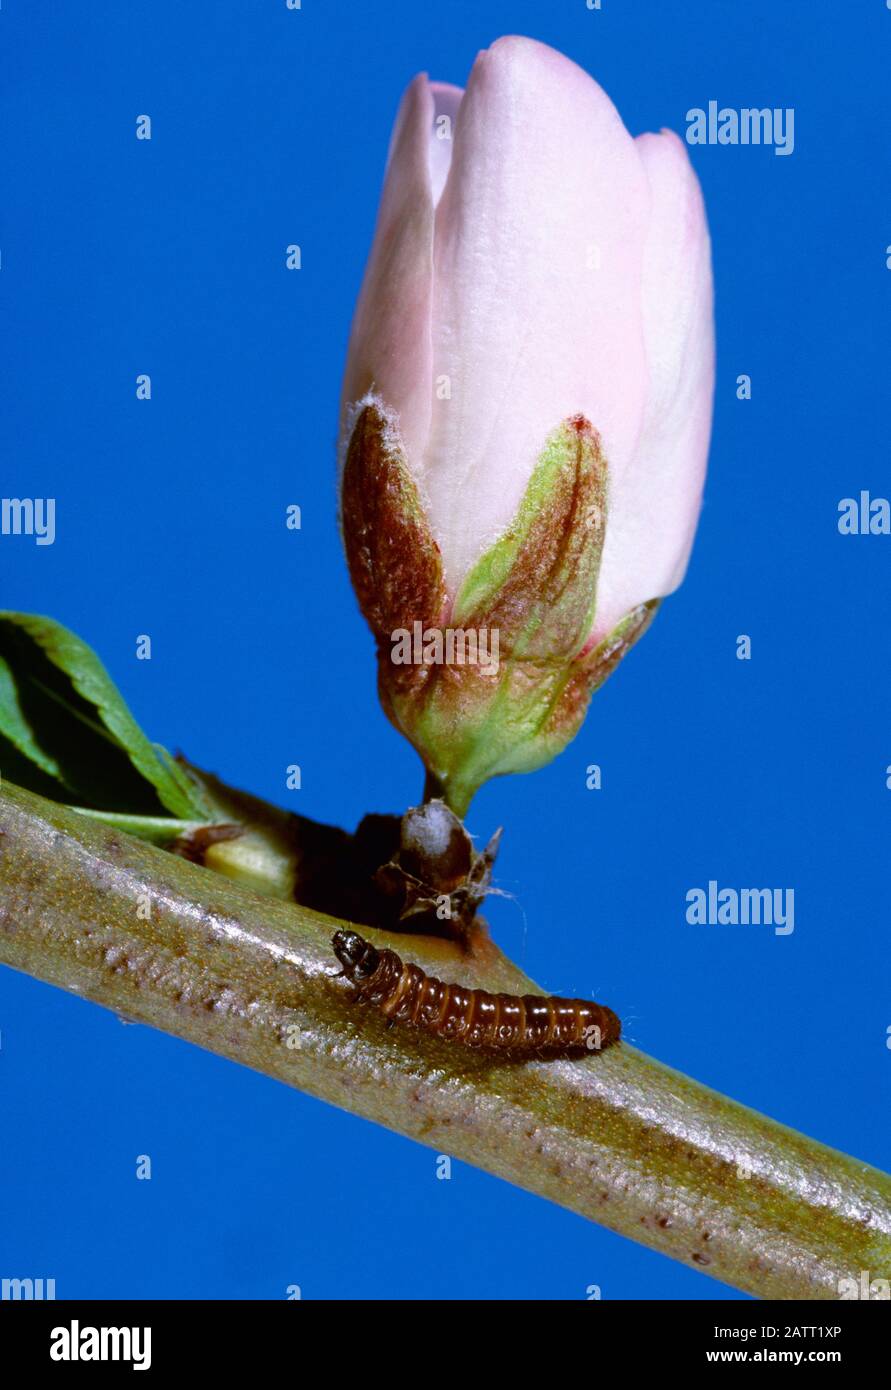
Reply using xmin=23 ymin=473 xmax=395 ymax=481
xmin=331 ymin=930 xmax=620 ymax=1055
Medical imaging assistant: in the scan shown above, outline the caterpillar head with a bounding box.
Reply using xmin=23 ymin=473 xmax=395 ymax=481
xmin=332 ymin=930 xmax=380 ymax=982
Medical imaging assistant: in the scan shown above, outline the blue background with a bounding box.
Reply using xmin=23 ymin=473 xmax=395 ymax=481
xmin=1 ymin=0 xmax=889 ymax=1301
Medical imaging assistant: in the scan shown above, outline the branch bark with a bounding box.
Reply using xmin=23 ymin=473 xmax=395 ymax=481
xmin=1 ymin=780 xmax=889 ymax=1300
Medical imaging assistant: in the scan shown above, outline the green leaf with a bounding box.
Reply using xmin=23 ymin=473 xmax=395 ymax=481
xmin=0 ymin=612 xmax=209 ymax=819
xmin=0 ymin=652 xmax=64 ymax=781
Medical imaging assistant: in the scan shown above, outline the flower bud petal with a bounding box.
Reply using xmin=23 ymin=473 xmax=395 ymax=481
xmin=421 ymin=36 xmax=648 ymax=591
xmin=593 ymin=129 xmax=714 ymax=641
xmin=340 ymin=76 xmax=439 ymax=472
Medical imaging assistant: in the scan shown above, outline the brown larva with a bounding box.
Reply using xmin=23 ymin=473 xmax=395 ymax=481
xmin=331 ymin=930 xmax=620 ymax=1055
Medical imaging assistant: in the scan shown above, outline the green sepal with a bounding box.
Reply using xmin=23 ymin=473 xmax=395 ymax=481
xmin=379 ymin=418 xmax=657 ymax=815
xmin=454 ymin=415 xmax=607 ymax=661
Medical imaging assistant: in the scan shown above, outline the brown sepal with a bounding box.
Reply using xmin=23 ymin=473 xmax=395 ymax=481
xmin=341 ymin=403 xmax=446 ymax=642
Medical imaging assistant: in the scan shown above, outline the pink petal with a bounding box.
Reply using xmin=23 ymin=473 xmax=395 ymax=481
xmin=339 ymin=75 xmax=446 ymax=471
xmin=421 ymin=35 xmax=650 ymax=592
xmin=592 ymin=128 xmax=714 ymax=641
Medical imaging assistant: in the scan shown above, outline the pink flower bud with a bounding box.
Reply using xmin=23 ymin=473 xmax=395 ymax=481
xmin=340 ymin=36 xmax=714 ymax=813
